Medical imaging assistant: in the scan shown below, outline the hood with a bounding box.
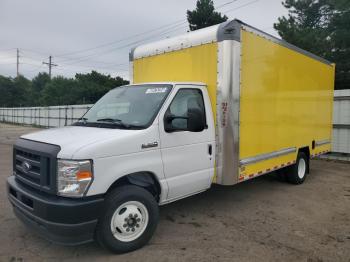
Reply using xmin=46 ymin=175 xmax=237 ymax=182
xmin=21 ymin=125 xmax=159 ymax=159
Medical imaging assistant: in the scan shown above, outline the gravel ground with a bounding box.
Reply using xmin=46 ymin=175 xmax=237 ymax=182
xmin=0 ymin=123 xmax=349 ymax=262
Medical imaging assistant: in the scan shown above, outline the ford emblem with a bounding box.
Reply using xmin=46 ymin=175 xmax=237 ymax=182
xmin=22 ymin=161 xmax=31 ymax=173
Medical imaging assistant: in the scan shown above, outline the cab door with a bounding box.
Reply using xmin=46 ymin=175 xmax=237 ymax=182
xmin=158 ymin=84 xmax=215 ymax=201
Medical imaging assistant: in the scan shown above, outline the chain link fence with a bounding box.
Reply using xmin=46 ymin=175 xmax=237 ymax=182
xmin=0 ymin=104 xmax=93 ymax=128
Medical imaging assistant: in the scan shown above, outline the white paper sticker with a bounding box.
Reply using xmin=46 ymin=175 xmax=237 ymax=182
xmin=146 ymin=88 xmax=167 ymax=94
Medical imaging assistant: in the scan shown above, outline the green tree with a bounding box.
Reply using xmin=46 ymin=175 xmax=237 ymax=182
xmin=328 ymin=0 xmax=350 ymax=90
xmin=31 ymin=72 xmax=50 ymax=105
xmin=187 ymin=0 xmax=228 ymax=31
xmin=274 ymin=0 xmax=350 ymax=89
xmin=12 ymin=75 xmax=32 ymax=106
xmin=0 ymin=76 xmax=14 ymax=107
xmin=0 ymin=71 xmax=129 ymax=107
xmin=40 ymin=76 xmax=78 ymax=106
xmin=75 ymin=71 xmax=129 ymax=104
xmin=0 ymin=75 xmax=31 ymax=107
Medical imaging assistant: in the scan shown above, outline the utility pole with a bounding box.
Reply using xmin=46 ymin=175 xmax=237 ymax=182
xmin=42 ymin=56 xmax=58 ymax=79
xmin=16 ymin=48 xmax=19 ymax=77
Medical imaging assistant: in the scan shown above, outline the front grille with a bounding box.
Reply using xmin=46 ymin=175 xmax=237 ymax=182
xmin=15 ymin=149 xmax=47 ymax=187
xmin=13 ymin=139 xmax=61 ymax=194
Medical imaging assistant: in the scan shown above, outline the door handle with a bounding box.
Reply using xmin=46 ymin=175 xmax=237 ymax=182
xmin=141 ymin=141 xmax=158 ymax=149
xmin=208 ymin=144 xmax=212 ymax=155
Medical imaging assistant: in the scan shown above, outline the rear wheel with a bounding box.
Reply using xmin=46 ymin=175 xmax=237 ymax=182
xmin=286 ymin=152 xmax=309 ymax=184
xmin=96 ymin=185 xmax=159 ymax=253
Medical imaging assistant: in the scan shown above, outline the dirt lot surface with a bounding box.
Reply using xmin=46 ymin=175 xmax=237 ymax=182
xmin=0 ymin=123 xmax=349 ymax=262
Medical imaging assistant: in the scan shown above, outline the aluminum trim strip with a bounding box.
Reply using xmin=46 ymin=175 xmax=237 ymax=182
xmin=333 ymin=124 xmax=350 ymax=129
xmin=129 ymin=61 xmax=134 ymax=84
xmin=334 ymin=96 xmax=350 ymax=101
xmin=231 ymin=41 xmax=241 ymax=184
xmin=240 ymin=147 xmax=297 ymax=166
xmin=315 ymin=139 xmax=331 ymax=146
xmin=215 ymin=40 xmax=241 ymax=185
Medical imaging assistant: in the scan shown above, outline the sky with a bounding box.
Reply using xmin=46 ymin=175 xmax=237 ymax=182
xmin=0 ymin=0 xmax=288 ymax=80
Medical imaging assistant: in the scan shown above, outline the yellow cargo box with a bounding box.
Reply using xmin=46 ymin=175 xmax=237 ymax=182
xmin=130 ymin=19 xmax=335 ymax=186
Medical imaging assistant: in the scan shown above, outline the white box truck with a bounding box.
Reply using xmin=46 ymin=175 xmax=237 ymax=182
xmin=7 ymin=19 xmax=335 ymax=253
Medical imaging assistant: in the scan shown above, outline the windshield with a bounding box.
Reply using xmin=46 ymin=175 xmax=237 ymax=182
xmin=74 ymin=84 xmax=172 ymax=129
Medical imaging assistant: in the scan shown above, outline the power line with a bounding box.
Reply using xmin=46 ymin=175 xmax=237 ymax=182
xmin=42 ymin=56 xmax=58 ymax=79
xmin=57 ymin=0 xmax=251 ymax=65
xmin=21 ymin=48 xmax=49 ymax=57
xmin=59 ymin=21 xmax=188 ymax=64
xmin=56 ymin=20 xmax=187 ymax=59
xmin=21 ymin=64 xmax=45 ymax=73
xmin=21 ymin=62 xmax=44 ymax=66
xmin=62 ymin=0 xmax=255 ymax=64
xmin=53 ymin=0 xmax=241 ymax=61
xmin=20 ymin=48 xmax=125 ymax=68
xmin=0 ymin=53 xmax=16 ymax=59
xmin=0 ymin=48 xmax=16 ymax=52
xmin=0 ymin=63 xmax=16 ymax=66
xmin=222 ymin=0 xmax=259 ymax=14
xmin=11 ymin=53 xmax=129 ymax=75
xmin=62 ymin=63 xmax=128 ymax=71
xmin=0 ymin=56 xmax=16 ymax=61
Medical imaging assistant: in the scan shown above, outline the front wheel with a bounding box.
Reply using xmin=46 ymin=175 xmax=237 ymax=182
xmin=286 ymin=152 xmax=309 ymax=184
xmin=96 ymin=185 xmax=159 ymax=253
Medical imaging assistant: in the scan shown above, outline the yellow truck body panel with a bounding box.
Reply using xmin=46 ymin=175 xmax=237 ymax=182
xmin=239 ymin=29 xmax=335 ymax=179
xmin=130 ymin=20 xmax=335 ymax=185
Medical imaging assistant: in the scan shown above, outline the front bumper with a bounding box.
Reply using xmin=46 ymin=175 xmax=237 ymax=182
xmin=7 ymin=176 xmax=104 ymax=245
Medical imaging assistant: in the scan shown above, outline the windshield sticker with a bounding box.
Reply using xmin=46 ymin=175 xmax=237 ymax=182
xmin=146 ymin=88 xmax=167 ymax=94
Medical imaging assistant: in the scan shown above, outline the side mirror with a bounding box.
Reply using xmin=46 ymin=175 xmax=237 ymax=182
xmin=164 ymin=108 xmax=206 ymax=133
xmin=187 ymin=107 xmax=205 ymax=132
xmin=164 ymin=113 xmax=177 ymax=132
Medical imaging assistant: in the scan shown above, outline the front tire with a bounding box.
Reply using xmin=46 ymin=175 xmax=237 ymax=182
xmin=96 ymin=185 xmax=159 ymax=253
xmin=286 ymin=152 xmax=309 ymax=184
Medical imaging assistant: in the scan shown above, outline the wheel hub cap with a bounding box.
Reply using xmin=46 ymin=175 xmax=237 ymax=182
xmin=297 ymin=158 xmax=306 ymax=179
xmin=110 ymin=201 xmax=149 ymax=242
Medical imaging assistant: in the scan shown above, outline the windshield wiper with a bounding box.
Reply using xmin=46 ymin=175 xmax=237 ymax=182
xmin=96 ymin=118 xmax=138 ymax=129
xmin=73 ymin=117 xmax=143 ymax=129
xmin=96 ymin=118 xmax=122 ymax=123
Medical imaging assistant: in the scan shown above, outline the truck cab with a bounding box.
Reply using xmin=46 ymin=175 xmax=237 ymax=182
xmin=7 ymin=82 xmax=216 ymax=253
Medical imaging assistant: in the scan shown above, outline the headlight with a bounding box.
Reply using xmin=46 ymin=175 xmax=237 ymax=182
xmin=57 ymin=159 xmax=93 ymax=197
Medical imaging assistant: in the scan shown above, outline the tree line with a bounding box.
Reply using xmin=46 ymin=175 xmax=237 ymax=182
xmin=0 ymin=71 xmax=129 ymax=107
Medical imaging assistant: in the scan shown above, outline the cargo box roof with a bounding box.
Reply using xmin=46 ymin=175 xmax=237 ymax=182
xmin=130 ymin=19 xmax=332 ymax=66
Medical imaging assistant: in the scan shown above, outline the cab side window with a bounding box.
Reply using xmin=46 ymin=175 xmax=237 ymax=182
xmin=165 ymin=89 xmax=206 ymax=131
